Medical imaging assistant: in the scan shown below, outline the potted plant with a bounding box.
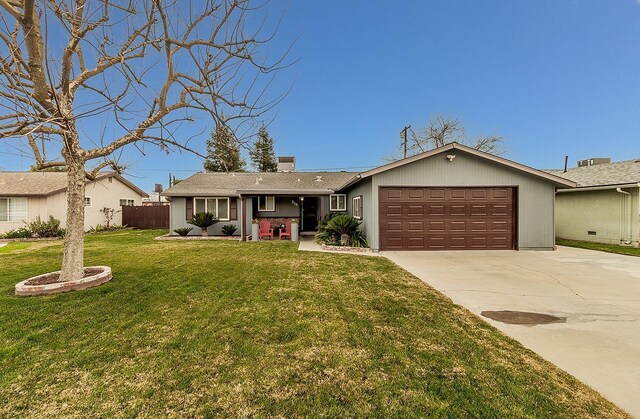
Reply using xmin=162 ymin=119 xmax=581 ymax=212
xmin=251 ymin=219 xmax=260 ymax=241
xmin=187 ymin=212 xmax=219 ymax=237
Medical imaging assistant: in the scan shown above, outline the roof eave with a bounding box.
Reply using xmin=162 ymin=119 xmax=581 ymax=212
xmin=556 ymin=182 xmax=640 ymax=192
xmin=355 ymin=143 xmax=576 ymax=188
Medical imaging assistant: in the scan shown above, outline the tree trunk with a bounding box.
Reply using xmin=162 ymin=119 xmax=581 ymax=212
xmin=60 ymin=160 xmax=86 ymax=282
xmin=201 ymin=227 xmax=208 ymax=237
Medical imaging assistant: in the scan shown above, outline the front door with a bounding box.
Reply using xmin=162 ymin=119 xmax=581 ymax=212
xmin=301 ymin=197 xmax=319 ymax=231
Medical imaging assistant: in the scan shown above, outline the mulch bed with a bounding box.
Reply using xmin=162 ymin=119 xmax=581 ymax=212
xmin=25 ymin=268 xmax=105 ymax=286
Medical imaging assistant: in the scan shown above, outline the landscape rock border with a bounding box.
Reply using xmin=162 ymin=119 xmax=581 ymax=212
xmin=15 ymin=266 xmax=112 ymax=296
xmin=155 ymin=234 xmax=241 ymax=241
xmin=320 ymin=244 xmax=373 ymax=253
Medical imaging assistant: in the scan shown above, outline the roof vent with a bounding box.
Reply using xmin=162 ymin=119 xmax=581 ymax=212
xmin=315 ymin=175 xmax=323 ymax=182
xmin=577 ymin=157 xmax=610 ymax=167
xmin=277 ymin=156 xmax=295 ymax=172
xmin=297 ymin=178 xmax=301 ymax=182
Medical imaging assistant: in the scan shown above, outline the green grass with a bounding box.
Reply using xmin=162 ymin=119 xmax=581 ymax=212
xmin=0 ymin=242 xmax=33 ymax=254
xmin=0 ymin=231 xmax=627 ymax=417
xmin=557 ymin=238 xmax=640 ymax=257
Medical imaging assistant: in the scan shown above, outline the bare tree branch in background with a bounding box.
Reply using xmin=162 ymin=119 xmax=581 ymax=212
xmin=402 ymin=115 xmax=505 ymax=158
xmin=0 ymin=0 xmax=289 ymax=281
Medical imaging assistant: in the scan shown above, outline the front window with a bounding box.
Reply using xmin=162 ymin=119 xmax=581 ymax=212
xmin=258 ymin=196 xmax=275 ymax=212
xmin=194 ymin=197 xmax=230 ymax=220
xmin=353 ymin=196 xmax=362 ymax=219
xmin=330 ymin=194 xmax=346 ymax=211
xmin=0 ymin=197 xmax=27 ymax=221
xmin=119 ymin=198 xmax=135 ymax=206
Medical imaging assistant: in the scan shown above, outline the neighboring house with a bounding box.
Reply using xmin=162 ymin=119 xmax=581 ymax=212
xmin=163 ymin=143 xmax=575 ymax=251
xmin=0 ymin=172 xmax=148 ymax=233
xmin=548 ymin=158 xmax=640 ymax=247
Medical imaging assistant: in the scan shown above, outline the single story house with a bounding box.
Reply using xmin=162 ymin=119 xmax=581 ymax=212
xmin=549 ymin=158 xmax=640 ymax=247
xmin=163 ymin=143 xmax=575 ymax=251
xmin=0 ymin=171 xmax=148 ymax=233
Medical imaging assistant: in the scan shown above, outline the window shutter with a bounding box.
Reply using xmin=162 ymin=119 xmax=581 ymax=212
xmin=359 ymin=195 xmax=364 ymax=219
xmin=185 ymin=197 xmax=193 ymax=220
xmin=230 ymin=198 xmax=238 ymax=220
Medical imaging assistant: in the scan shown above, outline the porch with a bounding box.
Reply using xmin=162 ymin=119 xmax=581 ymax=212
xmin=240 ymin=194 xmax=334 ymax=240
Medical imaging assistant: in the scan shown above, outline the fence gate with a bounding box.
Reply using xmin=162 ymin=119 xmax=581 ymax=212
xmin=122 ymin=205 xmax=169 ymax=229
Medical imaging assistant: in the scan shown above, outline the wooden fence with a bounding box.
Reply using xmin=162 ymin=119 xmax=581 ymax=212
xmin=122 ymin=205 xmax=169 ymax=229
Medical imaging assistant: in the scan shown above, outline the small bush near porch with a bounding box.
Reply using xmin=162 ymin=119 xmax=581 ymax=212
xmin=0 ymin=231 xmax=626 ymax=417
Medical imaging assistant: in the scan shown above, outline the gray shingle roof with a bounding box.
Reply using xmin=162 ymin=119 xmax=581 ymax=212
xmin=546 ymin=159 xmax=640 ymax=187
xmin=163 ymin=172 xmax=358 ymax=197
xmin=0 ymin=172 xmax=148 ymax=197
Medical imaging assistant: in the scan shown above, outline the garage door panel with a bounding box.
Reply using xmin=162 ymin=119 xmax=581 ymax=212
xmin=379 ymin=187 xmax=515 ymax=251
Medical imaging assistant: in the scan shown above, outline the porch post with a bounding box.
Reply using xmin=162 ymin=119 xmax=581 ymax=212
xmin=240 ymin=195 xmax=245 ymax=241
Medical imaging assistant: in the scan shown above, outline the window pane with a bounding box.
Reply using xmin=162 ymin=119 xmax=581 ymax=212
xmin=338 ymin=195 xmax=346 ymax=210
xmin=267 ymin=196 xmax=275 ymax=211
xmin=330 ymin=195 xmax=337 ymax=209
xmin=206 ymin=199 xmax=216 ymax=215
xmin=8 ymin=198 xmax=27 ymax=221
xmin=0 ymin=199 xmax=7 ymax=221
xmin=195 ymin=198 xmax=206 ymax=213
xmin=217 ymin=198 xmax=228 ymax=219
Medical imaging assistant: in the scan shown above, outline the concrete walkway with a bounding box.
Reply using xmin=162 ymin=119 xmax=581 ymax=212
xmin=382 ymin=246 xmax=640 ymax=417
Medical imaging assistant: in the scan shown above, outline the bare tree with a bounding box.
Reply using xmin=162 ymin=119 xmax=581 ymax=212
xmin=0 ymin=0 xmax=287 ymax=281
xmin=404 ymin=115 xmax=504 ymax=157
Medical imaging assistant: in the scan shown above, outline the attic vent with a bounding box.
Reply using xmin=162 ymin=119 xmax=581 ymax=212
xmin=315 ymin=176 xmax=323 ymax=182
xmin=297 ymin=178 xmax=301 ymax=182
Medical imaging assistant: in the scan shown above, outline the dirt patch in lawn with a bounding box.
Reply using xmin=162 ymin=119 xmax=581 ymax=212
xmin=481 ymin=310 xmax=566 ymax=326
xmin=24 ymin=268 xmax=105 ymax=285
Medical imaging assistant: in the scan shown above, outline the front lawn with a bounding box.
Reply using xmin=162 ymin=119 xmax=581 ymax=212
xmin=557 ymin=238 xmax=640 ymax=257
xmin=0 ymin=231 xmax=627 ymax=417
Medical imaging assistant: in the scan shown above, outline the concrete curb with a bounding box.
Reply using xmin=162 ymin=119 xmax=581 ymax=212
xmin=15 ymin=266 xmax=112 ymax=296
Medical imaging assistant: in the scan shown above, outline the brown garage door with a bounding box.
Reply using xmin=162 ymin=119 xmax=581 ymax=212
xmin=379 ymin=187 xmax=516 ymax=250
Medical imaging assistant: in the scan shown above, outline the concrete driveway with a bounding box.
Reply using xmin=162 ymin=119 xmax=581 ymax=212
xmin=382 ymin=246 xmax=640 ymax=417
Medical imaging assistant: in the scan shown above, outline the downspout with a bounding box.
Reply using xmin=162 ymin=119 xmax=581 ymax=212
xmin=616 ymin=188 xmax=632 ymax=244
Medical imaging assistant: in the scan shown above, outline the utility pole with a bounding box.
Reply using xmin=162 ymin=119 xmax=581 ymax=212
xmin=400 ymin=125 xmax=411 ymax=158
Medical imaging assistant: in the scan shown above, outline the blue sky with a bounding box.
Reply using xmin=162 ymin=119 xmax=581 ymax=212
xmin=2 ymin=0 xmax=640 ymax=192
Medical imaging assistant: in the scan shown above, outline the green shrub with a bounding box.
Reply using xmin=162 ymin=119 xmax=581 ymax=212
xmin=28 ymin=216 xmax=65 ymax=238
xmin=88 ymin=224 xmax=127 ymax=234
xmin=3 ymin=227 xmax=32 ymax=239
xmin=221 ymin=224 xmax=237 ymax=236
xmin=187 ymin=212 xmax=219 ymax=236
xmin=173 ymin=227 xmax=193 ymax=236
xmin=315 ymin=214 xmax=368 ymax=247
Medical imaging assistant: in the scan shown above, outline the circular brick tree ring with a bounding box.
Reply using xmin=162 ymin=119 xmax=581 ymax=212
xmin=15 ymin=266 xmax=112 ymax=296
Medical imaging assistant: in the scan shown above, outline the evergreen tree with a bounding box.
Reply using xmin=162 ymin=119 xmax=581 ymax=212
xmin=204 ymin=124 xmax=246 ymax=172
xmin=250 ymin=125 xmax=278 ymax=172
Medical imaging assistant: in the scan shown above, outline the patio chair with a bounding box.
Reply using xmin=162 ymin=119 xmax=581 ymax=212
xmin=258 ymin=220 xmax=274 ymax=240
xmin=279 ymin=221 xmax=291 ymax=240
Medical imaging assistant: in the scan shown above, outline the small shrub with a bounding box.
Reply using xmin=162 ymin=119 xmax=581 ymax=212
xmin=187 ymin=212 xmax=219 ymax=236
xmin=221 ymin=224 xmax=237 ymax=236
xmin=315 ymin=214 xmax=368 ymax=248
xmin=88 ymin=224 xmax=127 ymax=234
xmin=173 ymin=227 xmax=193 ymax=236
xmin=3 ymin=227 xmax=32 ymax=239
xmin=28 ymin=216 xmax=65 ymax=238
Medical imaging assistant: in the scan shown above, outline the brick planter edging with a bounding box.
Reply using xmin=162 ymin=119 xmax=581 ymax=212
xmin=320 ymin=244 xmax=373 ymax=253
xmin=15 ymin=266 xmax=112 ymax=297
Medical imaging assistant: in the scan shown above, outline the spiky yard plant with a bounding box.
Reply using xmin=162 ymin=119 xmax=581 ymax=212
xmin=187 ymin=213 xmax=219 ymax=237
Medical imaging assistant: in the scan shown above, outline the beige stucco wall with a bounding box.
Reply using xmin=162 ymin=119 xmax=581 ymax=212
xmin=0 ymin=196 xmax=48 ymax=234
xmin=0 ymin=176 xmax=145 ymax=234
xmin=556 ymin=187 xmax=640 ymax=247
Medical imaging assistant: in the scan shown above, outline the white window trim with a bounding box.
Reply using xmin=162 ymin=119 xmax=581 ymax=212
xmin=352 ymin=196 xmax=362 ymax=219
xmin=258 ymin=196 xmax=276 ymax=212
xmin=0 ymin=197 xmax=27 ymax=222
xmin=119 ymin=198 xmax=135 ymax=207
xmin=84 ymin=197 xmax=92 ymax=207
xmin=329 ymin=194 xmax=347 ymax=211
xmin=193 ymin=197 xmax=231 ymax=221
